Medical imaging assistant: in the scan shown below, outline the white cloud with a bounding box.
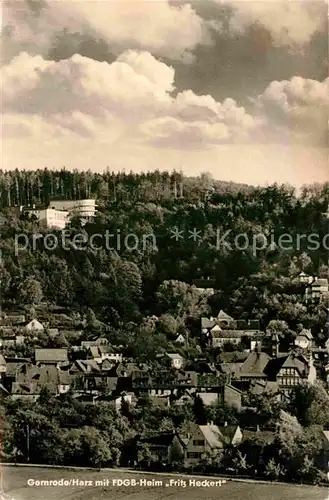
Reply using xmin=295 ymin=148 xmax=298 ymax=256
xmin=217 ymin=0 xmax=327 ymax=46
xmin=2 ymin=0 xmax=207 ymax=62
xmin=1 ymin=50 xmax=327 ymax=186
xmin=253 ymin=76 xmax=329 ymax=144
xmin=1 ymin=50 xmax=259 ymax=149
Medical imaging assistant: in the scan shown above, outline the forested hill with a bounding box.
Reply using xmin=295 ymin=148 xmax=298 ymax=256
xmin=0 ymin=170 xmax=328 ymax=353
xmin=0 ymin=169 xmax=255 ymax=208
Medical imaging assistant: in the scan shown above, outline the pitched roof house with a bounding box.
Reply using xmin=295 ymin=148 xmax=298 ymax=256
xmin=136 ymin=432 xmax=185 ymax=465
xmin=182 ymin=423 xmax=243 ymax=466
xmin=239 ymin=351 xmax=271 ymax=381
xmin=266 ymin=352 xmax=313 ymax=401
xmin=294 ymin=329 xmax=313 ymax=349
xmin=35 ymin=348 xmax=68 ymax=365
xmin=196 ymin=384 xmax=242 ymax=410
xmin=25 ymin=319 xmax=45 ymax=332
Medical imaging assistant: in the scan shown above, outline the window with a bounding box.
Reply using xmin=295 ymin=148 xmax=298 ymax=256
xmin=187 ymin=452 xmax=202 ymax=459
xmin=193 ymin=440 xmax=205 ymax=446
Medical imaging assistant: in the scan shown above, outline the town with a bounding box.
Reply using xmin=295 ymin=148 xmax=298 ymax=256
xmin=0 ymin=170 xmax=328 ymax=486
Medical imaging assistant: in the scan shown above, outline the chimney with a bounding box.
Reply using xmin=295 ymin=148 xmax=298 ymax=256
xmin=224 ymin=421 xmax=228 ymax=427
xmin=256 ymin=425 xmax=260 ymax=432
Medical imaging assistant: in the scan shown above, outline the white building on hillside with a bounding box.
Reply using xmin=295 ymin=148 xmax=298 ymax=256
xmin=21 ymin=199 xmax=97 ymax=229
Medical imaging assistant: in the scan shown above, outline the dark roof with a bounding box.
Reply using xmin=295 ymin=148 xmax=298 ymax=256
xmin=242 ymin=430 xmax=276 ymax=445
xmin=249 ymin=380 xmax=279 ymax=395
xmin=239 ymin=352 xmax=271 ymax=377
xmin=265 ymin=353 xmax=308 ymax=378
xmin=219 ymin=352 xmax=249 ymax=363
xmin=219 ymin=425 xmax=240 ymax=442
xmin=139 ymin=433 xmax=176 ymax=447
xmin=35 ymin=348 xmax=68 ymax=363
xmin=212 ymin=329 xmax=261 ymax=339
xmin=201 ymin=318 xmax=217 ymax=329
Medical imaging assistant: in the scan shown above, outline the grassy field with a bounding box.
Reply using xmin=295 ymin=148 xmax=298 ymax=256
xmin=1 ymin=466 xmax=327 ymax=500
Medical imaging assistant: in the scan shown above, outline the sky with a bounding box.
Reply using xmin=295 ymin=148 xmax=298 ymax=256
xmin=1 ymin=0 xmax=328 ymax=187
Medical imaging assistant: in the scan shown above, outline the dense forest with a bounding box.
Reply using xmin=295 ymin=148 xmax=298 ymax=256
xmin=0 ymin=170 xmax=328 ymax=351
xmin=0 ymin=168 xmax=253 ymax=208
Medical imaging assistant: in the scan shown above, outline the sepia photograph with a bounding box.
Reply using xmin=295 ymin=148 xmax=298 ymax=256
xmin=0 ymin=1 xmax=328 ymax=499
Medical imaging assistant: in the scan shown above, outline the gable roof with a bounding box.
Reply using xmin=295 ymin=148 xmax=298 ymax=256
xmin=249 ymin=380 xmax=279 ymax=395
xmin=312 ymin=278 xmax=328 ymax=287
xmin=197 ymin=392 xmax=221 ymax=406
xmin=217 ymin=310 xmax=234 ymax=321
xmin=239 ymin=351 xmax=271 ymax=377
xmin=35 ymin=348 xmax=68 ymax=363
xmin=219 ymin=351 xmax=249 ymax=363
xmin=218 ymin=425 xmax=240 ymax=443
xmin=26 ymin=319 xmax=44 ymax=330
xmin=139 ymin=432 xmax=176 ymax=447
xmin=166 ymin=353 xmax=183 ymax=360
xmin=296 ymin=329 xmax=313 ymax=340
xmin=201 ymin=318 xmax=217 ymax=330
xmin=199 ymin=424 xmax=224 ymax=448
xmin=242 ymin=430 xmax=276 ymax=445
xmin=266 ymin=352 xmax=308 ymax=378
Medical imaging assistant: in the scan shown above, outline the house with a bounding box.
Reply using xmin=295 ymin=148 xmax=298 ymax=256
xmin=298 ymin=272 xmax=314 ymax=285
xmin=196 ymin=384 xmax=242 ymax=410
xmin=294 ymin=329 xmax=313 ymax=349
xmin=25 ymin=319 xmax=44 ymax=332
xmin=86 ymin=345 xmax=122 ymax=363
xmin=218 ymin=423 xmax=243 ymax=446
xmin=220 ymin=384 xmax=242 ymax=410
xmin=81 ymin=337 xmax=109 ymax=349
xmin=305 ymin=278 xmax=329 ymax=301
xmin=266 ymin=352 xmax=313 ymax=401
xmin=136 ymin=432 xmax=185 ymax=465
xmin=157 ymin=353 xmax=184 ymax=370
xmin=35 ymin=348 xmax=68 ymax=366
xmin=182 ymin=422 xmax=242 ymax=466
xmin=210 ymin=330 xmax=251 ymax=348
xmin=15 ymin=335 xmax=25 ymax=345
xmin=202 ymin=311 xmax=261 ymax=348
xmin=15 ymin=363 xmax=70 ymax=395
xmin=174 ymin=334 xmax=186 ymax=344
xmin=174 ymin=390 xmax=194 ymax=406
xmin=238 ymin=351 xmax=271 ymax=386
xmin=69 ymin=359 xmax=118 ymax=393
xmin=325 ymin=338 xmax=329 ymax=351
xmin=11 ymin=364 xmax=70 ymax=400
xmin=249 ymin=380 xmax=279 ymax=397
xmin=0 ymin=355 xmax=6 ymax=376
xmin=2 ymin=357 xmax=31 ymax=392
xmin=113 ymin=392 xmax=136 ymax=412
xmin=193 ymin=278 xmax=216 ymax=296
xmin=1 ymin=313 xmax=26 ymax=325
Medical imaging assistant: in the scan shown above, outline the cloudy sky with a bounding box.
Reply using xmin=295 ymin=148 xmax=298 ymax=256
xmin=1 ymin=0 xmax=328 ymax=186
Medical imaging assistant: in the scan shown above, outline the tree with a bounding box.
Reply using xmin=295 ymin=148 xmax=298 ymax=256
xmin=63 ymin=427 xmax=112 ymax=467
xmin=264 ymin=458 xmax=285 ymax=481
xmin=169 ymin=438 xmax=184 ymax=468
xmin=18 ymin=277 xmax=43 ymax=305
xmin=266 ymin=320 xmax=291 ymax=340
xmin=276 ymin=410 xmax=303 ymax=457
xmin=137 ymin=443 xmax=152 ymax=468
xmin=156 ymin=280 xmax=210 ymax=319
xmin=289 ymin=382 xmax=329 ymax=427
xmin=193 ymin=395 xmax=208 ymax=425
xmin=231 ymin=450 xmax=248 ymax=475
